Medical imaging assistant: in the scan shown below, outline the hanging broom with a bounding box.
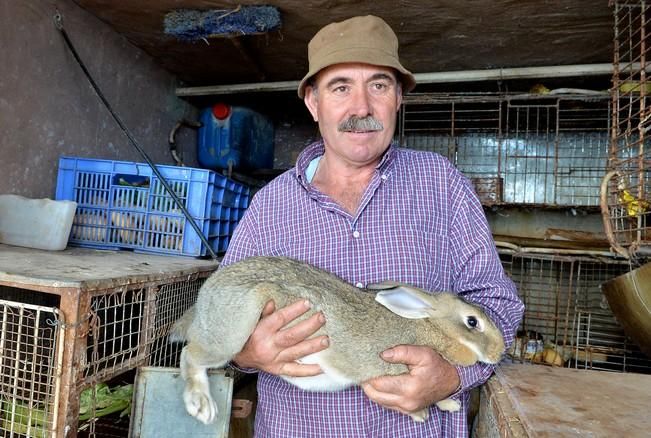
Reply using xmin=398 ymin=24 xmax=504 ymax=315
xmin=164 ymin=5 xmax=281 ymax=41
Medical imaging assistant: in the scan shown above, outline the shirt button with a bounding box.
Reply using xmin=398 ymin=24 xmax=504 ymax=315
xmin=355 ymin=282 xmax=364 ymax=288
xmin=352 ymin=230 xmax=360 ymax=238
xmin=381 ymin=174 xmax=388 ymax=181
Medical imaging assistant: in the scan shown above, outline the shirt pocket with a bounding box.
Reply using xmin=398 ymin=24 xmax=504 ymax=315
xmin=366 ymin=228 xmax=450 ymax=292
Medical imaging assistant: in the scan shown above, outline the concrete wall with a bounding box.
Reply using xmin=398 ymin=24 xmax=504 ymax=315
xmin=0 ymin=0 xmax=198 ymax=199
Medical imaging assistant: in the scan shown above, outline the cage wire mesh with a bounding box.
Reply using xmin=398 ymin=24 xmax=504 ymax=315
xmin=78 ymin=276 xmax=205 ymax=437
xmin=500 ymin=251 xmax=651 ymax=372
xmin=82 ymin=288 xmax=147 ymax=386
xmin=1 ymin=299 xmax=63 ymax=438
xmin=574 ymin=310 xmax=651 ymax=373
xmin=147 ymin=277 xmax=204 ymax=368
xmin=399 ymin=92 xmax=611 ymax=207
xmin=81 ymin=277 xmax=205 ymax=386
xmin=604 ymin=0 xmax=651 ymax=258
xmin=1 ymin=274 xmax=208 ymax=437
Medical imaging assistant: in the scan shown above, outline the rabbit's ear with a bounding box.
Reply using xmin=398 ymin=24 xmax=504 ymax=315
xmin=366 ymin=281 xmax=404 ymax=290
xmin=375 ymin=287 xmax=435 ymax=319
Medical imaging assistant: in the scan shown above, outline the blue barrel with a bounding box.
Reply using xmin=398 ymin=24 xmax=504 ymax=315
xmin=198 ymin=103 xmax=274 ymax=170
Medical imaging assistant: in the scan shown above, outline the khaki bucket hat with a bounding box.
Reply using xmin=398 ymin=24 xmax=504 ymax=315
xmin=297 ymin=15 xmax=416 ymax=98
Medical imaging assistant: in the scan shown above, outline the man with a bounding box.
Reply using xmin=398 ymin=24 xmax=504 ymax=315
xmin=222 ymin=15 xmax=524 ymax=437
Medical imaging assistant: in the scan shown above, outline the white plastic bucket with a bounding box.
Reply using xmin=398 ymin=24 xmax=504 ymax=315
xmin=0 ymin=194 xmax=77 ymax=251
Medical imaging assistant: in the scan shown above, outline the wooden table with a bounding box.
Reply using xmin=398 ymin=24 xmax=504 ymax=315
xmin=475 ymin=363 xmax=651 ymax=437
xmin=0 ymin=244 xmax=218 ymax=437
xmin=0 ymin=244 xmax=218 ymax=290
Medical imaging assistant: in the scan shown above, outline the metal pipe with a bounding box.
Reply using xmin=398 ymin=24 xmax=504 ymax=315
xmin=599 ymin=170 xmax=631 ymax=259
xmin=176 ymin=63 xmax=649 ymax=97
xmin=494 ymin=239 xmax=623 ymax=258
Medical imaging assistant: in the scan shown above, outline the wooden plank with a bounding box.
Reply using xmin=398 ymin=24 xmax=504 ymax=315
xmin=475 ymin=378 xmax=528 ymax=438
xmin=0 ymin=244 xmax=218 ymax=290
xmin=489 ymin=363 xmax=651 ymax=437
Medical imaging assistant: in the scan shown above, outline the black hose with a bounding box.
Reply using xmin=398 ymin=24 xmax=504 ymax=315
xmin=54 ymin=11 xmax=218 ymax=260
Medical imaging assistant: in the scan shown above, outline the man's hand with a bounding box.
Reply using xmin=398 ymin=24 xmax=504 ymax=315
xmin=233 ymin=299 xmax=329 ymax=377
xmin=361 ymin=345 xmax=460 ymax=417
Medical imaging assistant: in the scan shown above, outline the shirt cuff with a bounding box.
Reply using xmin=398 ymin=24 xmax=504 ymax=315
xmin=228 ymin=361 xmax=259 ymax=374
xmin=450 ymin=362 xmax=496 ymax=398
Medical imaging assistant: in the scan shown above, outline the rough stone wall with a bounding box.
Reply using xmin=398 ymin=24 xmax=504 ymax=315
xmin=0 ymin=0 xmax=198 ymax=199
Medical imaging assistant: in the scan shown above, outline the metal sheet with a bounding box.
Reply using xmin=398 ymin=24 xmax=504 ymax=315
xmin=129 ymin=367 xmax=233 ymax=438
xmin=602 ymin=261 xmax=651 ymax=358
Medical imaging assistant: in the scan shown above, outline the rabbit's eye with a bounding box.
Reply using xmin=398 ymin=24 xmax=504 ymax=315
xmin=465 ymin=315 xmax=483 ymax=331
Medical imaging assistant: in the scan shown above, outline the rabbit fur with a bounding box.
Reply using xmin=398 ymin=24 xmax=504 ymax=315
xmin=170 ymin=256 xmax=505 ymax=424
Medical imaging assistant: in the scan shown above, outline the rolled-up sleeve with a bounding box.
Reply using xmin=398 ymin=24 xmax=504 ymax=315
xmin=446 ymin=169 xmax=524 ymax=393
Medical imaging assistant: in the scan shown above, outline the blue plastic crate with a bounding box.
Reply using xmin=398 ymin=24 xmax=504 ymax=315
xmin=55 ymin=156 xmax=250 ymax=257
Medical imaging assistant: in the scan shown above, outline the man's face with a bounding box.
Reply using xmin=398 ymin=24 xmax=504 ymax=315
xmin=304 ymin=63 xmax=402 ymax=168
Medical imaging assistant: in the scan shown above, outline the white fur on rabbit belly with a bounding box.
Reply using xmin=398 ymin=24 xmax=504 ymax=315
xmin=284 ymin=351 xmax=355 ymax=391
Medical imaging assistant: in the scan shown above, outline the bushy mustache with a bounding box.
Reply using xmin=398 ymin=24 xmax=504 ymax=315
xmin=337 ymin=116 xmax=384 ymax=132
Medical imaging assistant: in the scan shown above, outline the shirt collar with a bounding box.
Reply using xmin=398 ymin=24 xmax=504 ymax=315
xmin=294 ymin=140 xmax=398 ymax=188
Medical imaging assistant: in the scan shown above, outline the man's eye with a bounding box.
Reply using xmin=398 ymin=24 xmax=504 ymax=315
xmin=372 ymin=83 xmax=388 ymax=91
xmin=333 ymin=85 xmax=348 ymax=93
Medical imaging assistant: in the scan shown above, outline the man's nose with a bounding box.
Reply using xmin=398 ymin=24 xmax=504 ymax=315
xmin=348 ymin=87 xmax=372 ymax=117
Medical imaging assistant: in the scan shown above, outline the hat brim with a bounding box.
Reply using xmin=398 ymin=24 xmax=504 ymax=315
xmin=297 ymin=47 xmax=416 ymax=98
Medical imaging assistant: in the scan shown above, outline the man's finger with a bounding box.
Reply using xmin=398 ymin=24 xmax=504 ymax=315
xmin=363 ymin=374 xmax=408 ymax=394
xmin=277 ymin=312 xmax=326 ymax=347
xmin=362 ymin=381 xmax=424 ymax=417
xmin=278 ymin=361 xmax=323 ymax=377
xmin=361 ymin=382 xmax=405 ymax=411
xmin=262 ymin=299 xmax=312 ymax=331
xmin=260 ymin=300 xmax=276 ymax=318
xmin=380 ymin=345 xmax=418 ymax=364
xmin=280 ymin=335 xmax=329 ymax=361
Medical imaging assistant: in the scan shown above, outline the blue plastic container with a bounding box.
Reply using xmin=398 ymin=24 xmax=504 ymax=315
xmin=198 ymin=103 xmax=274 ymax=171
xmin=55 ymin=156 xmax=250 ymax=257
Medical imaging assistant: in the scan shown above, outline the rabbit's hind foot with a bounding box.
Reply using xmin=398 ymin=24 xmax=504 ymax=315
xmin=180 ymin=344 xmax=225 ymax=424
xmin=408 ymin=408 xmax=430 ymax=422
xmin=183 ymin=374 xmax=218 ymax=424
xmin=406 ymin=398 xmax=459 ymax=423
xmin=435 ymin=398 xmax=461 ymax=412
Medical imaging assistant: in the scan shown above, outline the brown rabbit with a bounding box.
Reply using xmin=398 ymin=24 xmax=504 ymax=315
xmin=170 ymin=256 xmax=505 ymax=424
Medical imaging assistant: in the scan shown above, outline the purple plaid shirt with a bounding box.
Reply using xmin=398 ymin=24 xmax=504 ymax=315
xmin=222 ymin=140 xmax=524 ymax=437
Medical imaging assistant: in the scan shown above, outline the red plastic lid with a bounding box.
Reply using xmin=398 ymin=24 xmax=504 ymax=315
xmin=212 ymin=103 xmax=231 ymax=120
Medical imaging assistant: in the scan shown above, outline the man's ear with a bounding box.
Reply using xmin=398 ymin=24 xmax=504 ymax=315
xmin=395 ymin=83 xmax=403 ymax=111
xmin=304 ymin=86 xmax=319 ymax=122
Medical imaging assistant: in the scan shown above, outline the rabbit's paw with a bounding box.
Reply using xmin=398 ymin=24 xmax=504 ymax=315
xmin=408 ymin=408 xmax=429 ymax=422
xmin=435 ymin=398 xmax=461 ymax=412
xmin=184 ymin=386 xmax=218 ymax=424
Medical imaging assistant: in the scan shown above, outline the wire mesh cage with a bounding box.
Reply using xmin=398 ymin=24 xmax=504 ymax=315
xmin=603 ymin=0 xmax=651 ymax=258
xmin=79 ymin=277 xmax=204 ymax=388
xmin=400 ymin=92 xmax=611 ymax=207
xmin=0 ymin=300 xmax=63 ymax=438
xmin=147 ymin=279 xmax=202 ymax=368
xmin=0 ymin=272 xmax=209 ymax=438
xmin=500 ymin=250 xmax=651 ymax=373
xmin=573 ymin=310 xmax=651 ymax=373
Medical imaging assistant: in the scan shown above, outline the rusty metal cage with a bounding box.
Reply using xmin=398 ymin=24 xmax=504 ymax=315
xmin=602 ymin=0 xmax=651 ymax=258
xmin=499 ymin=250 xmax=651 ymax=373
xmin=573 ymin=309 xmax=651 ymax=373
xmin=147 ymin=279 xmax=201 ymax=368
xmin=0 ymin=247 xmax=215 ymax=438
xmin=0 ymin=300 xmax=63 ymax=437
xmin=79 ymin=277 xmax=204 ymax=388
xmin=400 ymin=92 xmax=612 ymax=207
